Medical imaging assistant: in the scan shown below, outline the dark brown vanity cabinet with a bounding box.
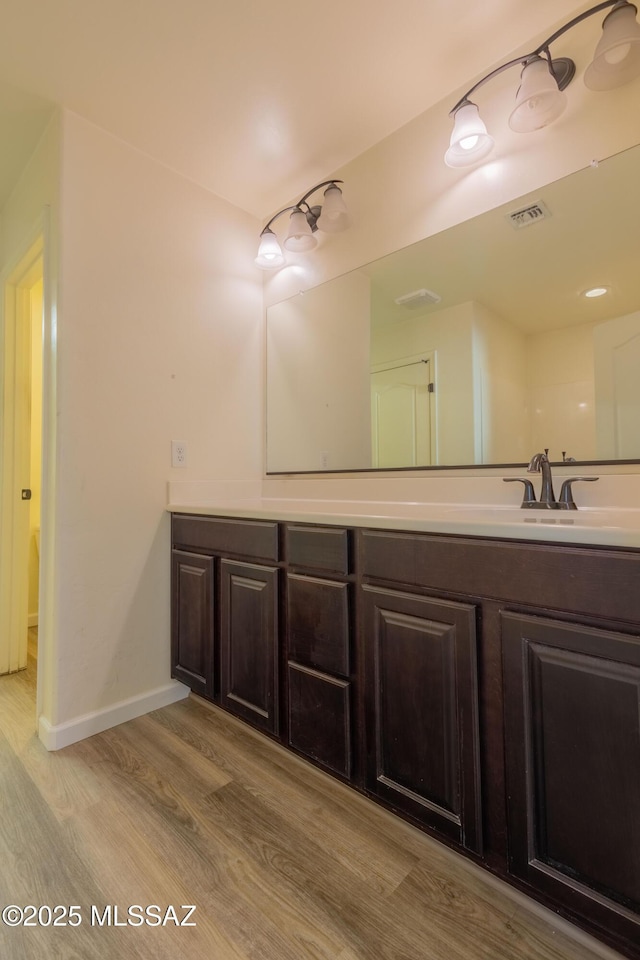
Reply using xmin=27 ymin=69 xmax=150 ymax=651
xmin=171 ymin=512 xmax=640 ymax=959
xmin=171 ymin=550 xmax=214 ymax=699
xmin=285 ymin=525 xmax=354 ymax=779
xmin=220 ymin=560 xmax=279 ymax=735
xmin=361 ymin=585 xmax=482 ymax=853
xmin=502 ymin=611 xmax=640 ymax=946
xmin=171 ymin=514 xmax=280 ymax=736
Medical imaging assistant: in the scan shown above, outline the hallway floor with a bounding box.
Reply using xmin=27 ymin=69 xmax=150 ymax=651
xmin=0 ymin=656 xmax=624 ymax=960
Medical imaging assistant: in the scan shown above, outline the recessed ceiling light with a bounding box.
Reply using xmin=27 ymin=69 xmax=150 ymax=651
xmin=583 ymin=286 xmax=609 ymax=298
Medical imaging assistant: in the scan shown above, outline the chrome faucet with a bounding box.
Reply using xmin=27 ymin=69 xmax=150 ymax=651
xmin=527 ymin=449 xmax=558 ymax=509
xmin=504 ymin=449 xmax=599 ymax=509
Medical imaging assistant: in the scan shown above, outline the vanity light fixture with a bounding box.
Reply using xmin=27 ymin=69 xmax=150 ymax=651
xmin=445 ymin=0 xmax=640 ymax=168
xmin=255 ymin=180 xmax=349 ymax=269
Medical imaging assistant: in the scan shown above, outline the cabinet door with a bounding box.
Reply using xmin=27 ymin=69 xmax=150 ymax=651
xmin=171 ymin=550 xmax=214 ymax=699
xmin=220 ymin=560 xmax=279 ymax=735
xmin=362 ymin=586 xmax=481 ymax=852
xmin=502 ymin=612 xmax=640 ymax=949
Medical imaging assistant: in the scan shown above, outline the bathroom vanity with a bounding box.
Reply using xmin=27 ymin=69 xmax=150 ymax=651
xmin=170 ymin=502 xmax=640 ymax=960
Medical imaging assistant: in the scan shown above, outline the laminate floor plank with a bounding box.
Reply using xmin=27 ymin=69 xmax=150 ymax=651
xmin=73 ymin=725 xmax=327 ymax=960
xmin=62 ymin=796 xmax=248 ymax=960
xmin=151 ymin=698 xmax=419 ymax=897
xmin=114 ymin=712 xmax=233 ymax=797
xmin=201 ymin=777 xmax=456 ymax=960
xmin=0 ymin=731 xmax=146 ymax=960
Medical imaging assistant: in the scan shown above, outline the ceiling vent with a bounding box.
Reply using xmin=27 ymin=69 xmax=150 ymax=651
xmin=394 ymin=288 xmax=441 ymax=308
xmin=506 ymin=200 xmax=551 ymax=229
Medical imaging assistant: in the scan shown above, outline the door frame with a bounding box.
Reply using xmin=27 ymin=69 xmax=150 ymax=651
xmin=0 ymin=210 xmax=55 ymax=724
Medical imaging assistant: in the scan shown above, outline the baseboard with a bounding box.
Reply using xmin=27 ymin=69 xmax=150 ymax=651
xmin=38 ymin=680 xmax=191 ymax=751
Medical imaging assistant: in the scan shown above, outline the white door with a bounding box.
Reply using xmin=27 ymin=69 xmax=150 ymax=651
xmin=0 ymin=242 xmax=42 ymax=675
xmin=593 ymin=311 xmax=640 ymax=459
xmin=371 ymin=358 xmax=433 ymax=468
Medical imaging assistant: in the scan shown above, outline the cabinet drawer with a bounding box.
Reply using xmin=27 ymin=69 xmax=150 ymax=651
xmin=286 ymin=524 xmax=350 ymax=575
xmin=172 ymin=514 xmax=279 ymax=562
xmin=360 ymin=529 xmax=640 ymax=622
xmin=287 ymin=574 xmax=350 ymax=677
xmin=288 ymin=662 xmax=351 ymax=779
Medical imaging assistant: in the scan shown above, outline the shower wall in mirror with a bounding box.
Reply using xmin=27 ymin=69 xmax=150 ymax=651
xmin=266 ymin=143 xmax=640 ymax=473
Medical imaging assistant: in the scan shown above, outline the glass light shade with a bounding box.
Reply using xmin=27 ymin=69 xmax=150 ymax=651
xmin=444 ymin=102 xmax=495 ymax=168
xmin=283 ymin=208 xmax=318 ymax=252
xmin=316 ymin=184 xmax=350 ymax=233
xmin=509 ymin=58 xmax=567 ymax=132
xmin=584 ymin=3 xmax=640 ymax=91
xmin=255 ymin=229 xmax=285 ymax=269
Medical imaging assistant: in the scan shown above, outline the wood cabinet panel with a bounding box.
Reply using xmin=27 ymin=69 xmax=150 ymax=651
xmin=502 ymin=612 xmax=640 ymax=949
xmin=288 ymin=662 xmax=351 ymax=778
xmin=220 ymin=560 xmax=279 ymax=735
xmin=360 ymin=530 xmax=640 ymax=623
xmin=362 ymin=585 xmax=482 ymax=852
xmin=287 ymin=574 xmax=350 ymax=677
xmin=171 ymin=550 xmax=214 ymax=699
xmin=286 ymin=524 xmax=351 ymax=575
xmin=173 ymin=514 xmax=279 ymax=562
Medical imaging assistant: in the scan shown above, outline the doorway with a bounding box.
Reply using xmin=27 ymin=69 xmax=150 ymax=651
xmin=371 ymin=354 xmax=436 ymax=468
xmin=0 ymin=237 xmax=44 ymax=681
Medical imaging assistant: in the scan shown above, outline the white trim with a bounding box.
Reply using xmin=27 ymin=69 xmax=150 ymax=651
xmin=37 ymin=680 xmax=191 ymax=751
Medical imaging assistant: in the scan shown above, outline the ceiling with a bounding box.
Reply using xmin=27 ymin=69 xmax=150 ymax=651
xmin=366 ymin=141 xmax=638 ymax=334
xmin=1 ymin=0 xmax=593 ymax=218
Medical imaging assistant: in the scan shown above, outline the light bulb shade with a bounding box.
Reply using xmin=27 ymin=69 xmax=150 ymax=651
xmin=584 ymin=2 xmax=640 ymax=90
xmin=316 ymin=184 xmax=350 ymax=233
xmin=444 ymin=102 xmax=494 ymax=168
xmin=509 ymin=58 xmax=567 ymax=132
xmin=283 ymin=208 xmax=318 ymax=252
xmin=255 ymin=229 xmax=285 ymax=269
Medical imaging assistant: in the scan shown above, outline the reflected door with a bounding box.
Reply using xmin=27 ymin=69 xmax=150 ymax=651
xmin=371 ymin=358 xmax=432 ymax=468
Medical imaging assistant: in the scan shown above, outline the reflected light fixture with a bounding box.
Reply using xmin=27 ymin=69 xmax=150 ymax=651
xmin=445 ymin=0 xmax=640 ymax=169
xmin=255 ymin=180 xmax=349 ymax=269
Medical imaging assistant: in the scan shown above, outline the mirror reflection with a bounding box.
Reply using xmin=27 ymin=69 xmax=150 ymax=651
xmin=266 ymin=143 xmax=640 ymax=473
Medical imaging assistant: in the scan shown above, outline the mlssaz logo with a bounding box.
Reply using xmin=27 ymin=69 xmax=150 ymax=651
xmin=91 ymin=905 xmax=197 ymax=927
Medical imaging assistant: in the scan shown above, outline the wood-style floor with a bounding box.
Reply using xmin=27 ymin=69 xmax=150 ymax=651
xmin=0 ymin=635 xmax=623 ymax=960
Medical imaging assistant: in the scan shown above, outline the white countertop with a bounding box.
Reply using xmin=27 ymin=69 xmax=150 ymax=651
xmin=167 ymin=498 xmax=640 ymax=549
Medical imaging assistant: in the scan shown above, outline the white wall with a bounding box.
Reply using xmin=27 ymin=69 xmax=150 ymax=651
xmin=49 ymin=110 xmax=262 ymax=738
xmin=1 ymin=107 xmax=263 ymax=745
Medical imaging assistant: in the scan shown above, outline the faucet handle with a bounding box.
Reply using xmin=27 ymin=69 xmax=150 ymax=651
xmin=558 ymin=476 xmax=599 ymax=510
xmin=503 ymin=477 xmax=537 ymax=508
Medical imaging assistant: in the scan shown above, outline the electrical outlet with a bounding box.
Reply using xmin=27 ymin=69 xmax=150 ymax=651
xmin=171 ymin=441 xmax=187 ymax=468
